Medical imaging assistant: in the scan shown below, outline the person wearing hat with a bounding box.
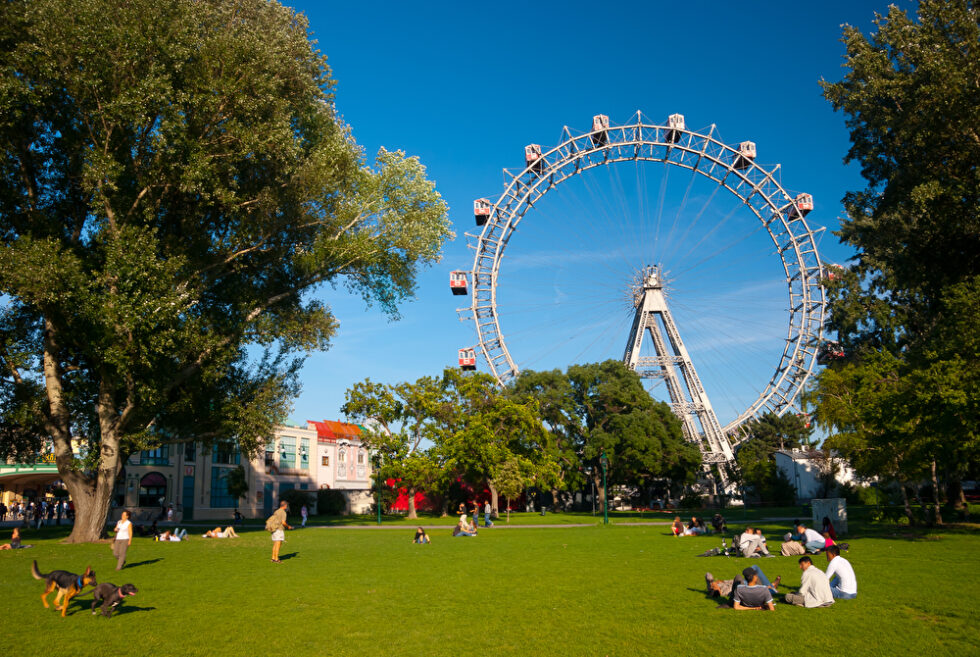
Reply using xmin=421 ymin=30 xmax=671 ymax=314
xmin=780 ymin=532 xmax=805 ymax=556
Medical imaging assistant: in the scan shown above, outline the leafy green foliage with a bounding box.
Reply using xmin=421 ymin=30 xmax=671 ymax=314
xmin=0 ymin=0 xmax=451 ymax=541
xmin=278 ymin=488 xmax=313 ymax=512
xmin=316 ymin=488 xmax=347 ymax=516
xmin=812 ymin=1 xmax=980 ymax=512
xmin=224 ymin=465 xmax=249 ymax=506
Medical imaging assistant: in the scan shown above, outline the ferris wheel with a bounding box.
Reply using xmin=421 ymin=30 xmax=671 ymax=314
xmin=451 ymin=111 xmax=827 ymax=453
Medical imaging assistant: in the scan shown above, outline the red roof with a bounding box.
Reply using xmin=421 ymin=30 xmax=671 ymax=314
xmin=308 ymin=420 xmax=362 ymax=443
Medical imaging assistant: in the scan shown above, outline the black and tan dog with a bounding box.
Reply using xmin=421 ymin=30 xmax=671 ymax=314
xmin=31 ymin=560 xmax=97 ymax=617
xmin=91 ymin=582 xmax=138 ymax=618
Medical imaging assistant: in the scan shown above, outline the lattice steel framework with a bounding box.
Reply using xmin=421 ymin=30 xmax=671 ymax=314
xmin=457 ymin=111 xmax=826 ymax=440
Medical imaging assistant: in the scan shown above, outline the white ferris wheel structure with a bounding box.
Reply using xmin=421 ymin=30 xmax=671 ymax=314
xmin=450 ymin=111 xmax=830 ymax=486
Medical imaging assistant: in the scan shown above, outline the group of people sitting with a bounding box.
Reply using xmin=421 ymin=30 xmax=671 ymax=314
xmin=705 ymin=544 xmax=857 ymax=609
xmin=779 ymin=518 xmax=845 ymax=555
xmin=453 ymin=514 xmax=480 ymax=537
xmin=672 ymin=513 xmax=728 ymax=536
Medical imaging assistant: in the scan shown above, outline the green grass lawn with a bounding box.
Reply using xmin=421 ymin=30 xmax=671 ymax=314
xmin=1 ymin=519 xmax=976 ymax=657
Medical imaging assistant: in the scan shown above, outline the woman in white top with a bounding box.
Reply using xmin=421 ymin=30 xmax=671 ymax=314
xmin=112 ymin=510 xmax=132 ymax=570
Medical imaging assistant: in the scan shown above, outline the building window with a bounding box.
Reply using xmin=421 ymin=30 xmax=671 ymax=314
xmin=321 ymin=455 xmax=329 ymax=467
xmin=140 ymin=446 xmax=169 ymax=466
xmin=212 ymin=443 xmax=240 ymax=465
xmin=210 ymin=467 xmax=236 ymax=508
xmin=184 ymin=443 xmax=196 ymax=461
xmin=139 ymin=472 xmax=167 ymax=507
xmin=280 ymin=436 xmax=296 ymax=469
xmin=265 ymin=442 xmax=276 ymax=468
xmin=357 ymin=452 xmax=364 ymax=464
xmin=300 ymin=438 xmax=309 ymax=470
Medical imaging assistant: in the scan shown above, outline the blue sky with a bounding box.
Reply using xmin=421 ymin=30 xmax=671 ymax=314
xmin=284 ymin=0 xmax=912 ymax=427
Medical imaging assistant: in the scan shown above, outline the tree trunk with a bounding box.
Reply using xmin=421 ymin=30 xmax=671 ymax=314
xmin=593 ymin=474 xmax=606 ymax=507
xmin=65 ymin=474 xmax=115 ymax=542
xmin=406 ymin=487 xmax=417 ymax=520
xmin=487 ymin=481 xmax=499 ymax=518
xmin=946 ymin=478 xmax=966 ymax=512
xmin=505 ymin=496 xmax=510 ymax=522
xmin=930 ymin=460 xmax=943 ymax=526
xmin=439 ymin=497 xmax=449 ymax=518
xmin=899 ymin=480 xmax=915 ymax=526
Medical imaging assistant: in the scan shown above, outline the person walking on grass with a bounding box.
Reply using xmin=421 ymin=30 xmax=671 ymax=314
xmin=300 ymin=504 xmax=308 ymax=528
xmin=269 ymin=501 xmax=293 ymax=563
xmin=112 ymin=510 xmax=133 ymax=570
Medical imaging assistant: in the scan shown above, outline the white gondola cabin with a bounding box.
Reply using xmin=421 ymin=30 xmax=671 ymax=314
xmin=591 ymin=114 xmax=609 ymax=146
xmin=525 ymin=144 xmax=543 ymax=173
xmin=474 ymin=198 xmax=491 ymax=226
xmin=458 ymin=348 xmax=476 ymax=371
xmin=449 ymin=271 xmax=468 ymax=295
xmin=788 ymin=193 xmax=814 ymax=219
xmin=733 ymin=141 xmax=756 ymax=169
xmin=665 ymin=113 xmax=685 ymax=143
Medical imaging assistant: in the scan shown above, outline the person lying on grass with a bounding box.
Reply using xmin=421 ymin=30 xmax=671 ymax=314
xmin=203 ymin=526 xmax=239 ymax=538
xmin=157 ymin=528 xmax=188 ymax=542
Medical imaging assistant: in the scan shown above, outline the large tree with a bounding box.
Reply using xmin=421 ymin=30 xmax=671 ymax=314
xmin=0 ymin=0 xmax=451 ymax=541
xmin=812 ymin=0 xmax=980 ymax=521
xmin=733 ymin=413 xmax=811 ymax=504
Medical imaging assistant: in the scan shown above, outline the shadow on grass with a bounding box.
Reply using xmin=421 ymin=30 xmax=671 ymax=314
xmin=123 ymin=558 xmax=163 ymax=569
xmin=278 ymin=551 xmax=299 ymax=561
xmin=108 ymin=604 xmax=156 ymax=616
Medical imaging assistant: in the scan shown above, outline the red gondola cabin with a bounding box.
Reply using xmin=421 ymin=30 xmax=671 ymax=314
xmin=458 ymin=348 xmax=476 ymax=371
xmin=734 ymin=141 xmax=756 ymax=169
xmin=788 ymin=193 xmax=814 ymax=219
xmin=449 ymin=271 xmax=468 ymax=295
xmin=474 ymin=198 xmax=491 ymax=226
xmin=525 ymin=144 xmax=543 ymax=173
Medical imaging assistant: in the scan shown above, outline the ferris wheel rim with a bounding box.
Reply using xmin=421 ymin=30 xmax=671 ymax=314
xmin=463 ymin=111 xmax=825 ymax=435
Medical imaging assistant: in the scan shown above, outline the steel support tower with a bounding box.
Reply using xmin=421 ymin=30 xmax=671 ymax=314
xmin=623 ymin=266 xmax=735 ymax=493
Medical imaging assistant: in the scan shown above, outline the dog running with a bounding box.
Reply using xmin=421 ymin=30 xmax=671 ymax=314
xmin=91 ymin=582 xmax=138 ymax=618
xmin=31 ymin=560 xmax=97 ymax=617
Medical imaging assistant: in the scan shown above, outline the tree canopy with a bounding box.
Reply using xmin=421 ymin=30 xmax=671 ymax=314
xmin=812 ymin=0 xmax=980 ymax=521
xmin=0 ymin=0 xmax=452 ymax=541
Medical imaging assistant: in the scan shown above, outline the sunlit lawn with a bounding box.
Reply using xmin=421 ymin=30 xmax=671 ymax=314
xmin=1 ymin=516 xmax=976 ymax=657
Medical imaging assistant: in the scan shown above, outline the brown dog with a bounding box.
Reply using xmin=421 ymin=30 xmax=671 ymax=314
xmin=31 ymin=560 xmax=97 ymax=617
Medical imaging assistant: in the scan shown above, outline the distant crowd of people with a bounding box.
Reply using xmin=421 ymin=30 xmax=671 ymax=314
xmin=0 ymin=499 xmax=74 ymax=527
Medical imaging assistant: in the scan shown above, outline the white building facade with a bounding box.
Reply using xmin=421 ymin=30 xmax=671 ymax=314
xmin=775 ymin=448 xmax=863 ymax=502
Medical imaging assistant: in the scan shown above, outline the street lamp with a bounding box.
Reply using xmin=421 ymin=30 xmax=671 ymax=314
xmin=373 ymin=454 xmax=382 ymax=526
xmin=600 ymin=452 xmax=609 ymax=525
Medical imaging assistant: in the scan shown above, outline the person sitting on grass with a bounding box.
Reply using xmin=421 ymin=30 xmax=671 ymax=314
xmin=453 ymin=515 xmax=477 ymax=537
xmin=711 ymin=513 xmax=727 ymax=534
xmin=784 ymin=556 xmax=835 ymax=608
xmin=157 ymin=528 xmax=188 ymax=542
xmin=203 ymin=526 xmax=239 ymax=538
xmin=733 ymin=566 xmax=776 ymax=610
xmin=671 ymin=516 xmax=684 ymax=536
xmin=738 ymin=527 xmax=772 ymax=557
xmin=797 ymin=523 xmax=827 ymax=553
xmin=780 ymin=532 xmax=805 ymax=556
xmin=821 ymin=516 xmax=838 ymax=541
xmin=705 ymin=566 xmax=777 ymax=610
xmin=825 ymin=545 xmax=857 ymax=599
xmin=684 ymin=517 xmax=706 ymax=536
xmin=413 ymin=527 xmax=430 ymax=544
xmin=0 ymin=527 xmax=32 ymax=550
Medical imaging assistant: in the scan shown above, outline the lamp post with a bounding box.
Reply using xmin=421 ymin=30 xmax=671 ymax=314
xmin=374 ymin=454 xmax=382 ymax=526
xmin=600 ymin=453 xmax=609 ymax=525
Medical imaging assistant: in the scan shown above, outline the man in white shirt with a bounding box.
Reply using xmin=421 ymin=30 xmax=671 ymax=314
xmin=796 ymin=523 xmax=827 ymax=553
xmin=784 ymin=556 xmax=834 ymax=608
xmin=824 ymin=545 xmax=857 ymax=599
xmin=738 ymin=527 xmax=772 ymax=557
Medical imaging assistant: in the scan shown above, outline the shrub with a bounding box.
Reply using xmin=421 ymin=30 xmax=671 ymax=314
xmin=279 ymin=488 xmax=313 ymax=512
xmin=679 ymin=492 xmax=703 ymax=509
xmin=316 ymin=489 xmax=347 ymax=516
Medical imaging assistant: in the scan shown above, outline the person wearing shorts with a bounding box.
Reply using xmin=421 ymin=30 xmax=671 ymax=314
xmin=270 ymin=501 xmax=292 ymax=563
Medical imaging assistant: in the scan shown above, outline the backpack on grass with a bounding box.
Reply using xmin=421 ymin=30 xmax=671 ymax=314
xmin=265 ymin=514 xmax=281 ymax=532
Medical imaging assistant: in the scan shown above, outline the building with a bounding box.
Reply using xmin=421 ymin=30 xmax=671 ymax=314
xmin=1 ymin=420 xmax=375 ymax=522
xmin=775 ymin=448 xmax=862 ymax=502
